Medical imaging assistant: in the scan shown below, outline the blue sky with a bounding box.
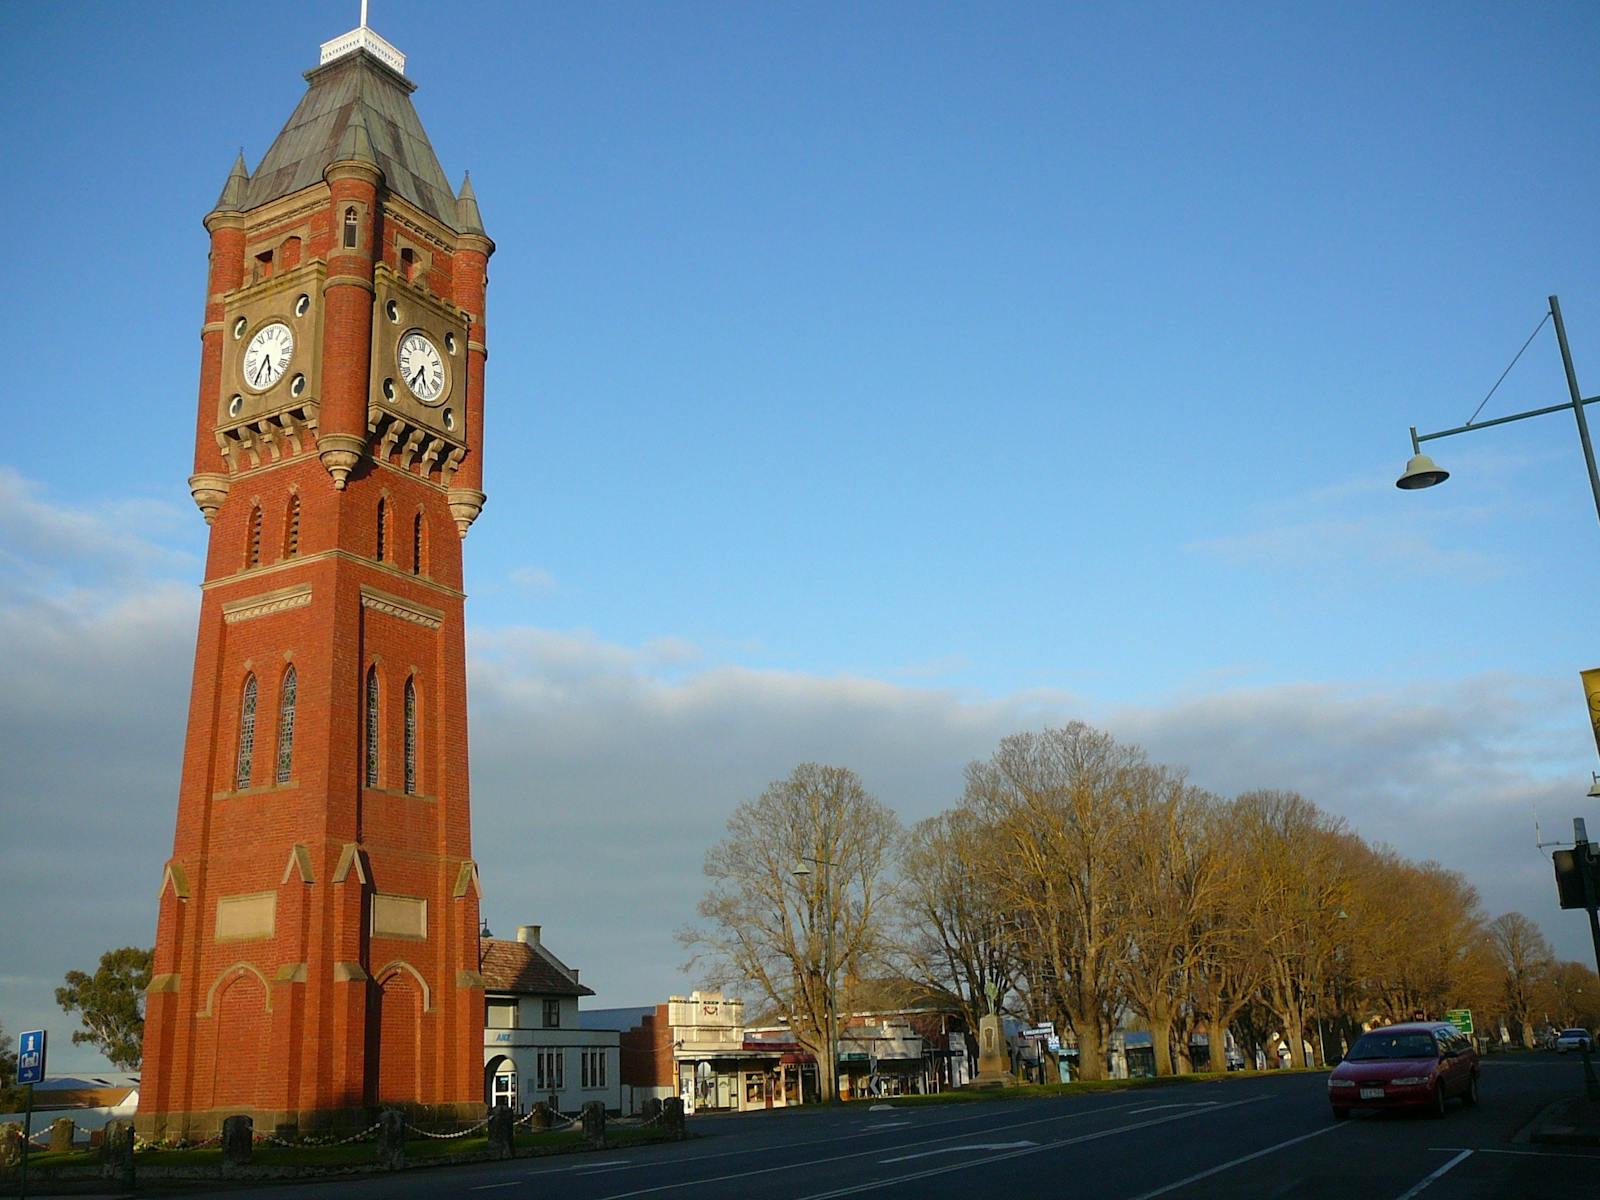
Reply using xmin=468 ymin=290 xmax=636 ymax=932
xmin=5 ymin=1 xmax=1600 ymax=1071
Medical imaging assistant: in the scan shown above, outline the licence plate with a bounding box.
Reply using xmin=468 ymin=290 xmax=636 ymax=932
xmin=1360 ymin=1087 xmax=1384 ymax=1099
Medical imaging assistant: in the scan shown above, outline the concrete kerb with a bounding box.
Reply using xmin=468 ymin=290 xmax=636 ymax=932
xmin=1526 ymin=1094 xmax=1600 ymax=1147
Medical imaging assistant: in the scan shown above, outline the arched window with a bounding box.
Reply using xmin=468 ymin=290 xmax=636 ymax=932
xmin=286 ymin=495 xmax=301 ymax=557
xmin=403 ymin=676 xmax=418 ymax=794
xmin=248 ymin=506 xmax=263 ymax=567
xmin=376 ymin=499 xmax=387 ymax=561
xmin=412 ymin=512 xmax=425 ymax=576
xmin=236 ymin=674 xmax=258 ymax=790
xmin=365 ymin=666 xmax=380 ymax=787
xmin=280 ymin=236 xmax=302 ymax=270
xmin=275 ymin=665 xmax=297 ymax=784
xmin=343 ymin=207 xmax=359 ymax=249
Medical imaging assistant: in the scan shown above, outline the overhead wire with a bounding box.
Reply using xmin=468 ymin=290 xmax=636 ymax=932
xmin=1463 ymin=310 xmax=1551 ymax=427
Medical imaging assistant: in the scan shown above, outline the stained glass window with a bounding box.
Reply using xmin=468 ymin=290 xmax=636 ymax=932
xmin=413 ymin=512 xmax=424 ymax=576
xmin=404 ymin=677 xmax=417 ymax=794
xmin=236 ymin=674 xmax=257 ymax=790
xmin=365 ymin=666 xmax=380 ymax=787
xmin=276 ymin=665 xmax=297 ymax=784
xmin=343 ymin=207 xmax=358 ymax=249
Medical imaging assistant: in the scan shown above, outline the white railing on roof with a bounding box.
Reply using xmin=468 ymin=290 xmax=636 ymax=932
xmin=320 ymin=25 xmax=406 ymax=75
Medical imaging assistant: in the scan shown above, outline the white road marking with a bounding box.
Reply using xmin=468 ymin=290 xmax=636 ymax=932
xmin=1431 ymin=1146 xmax=1600 ymax=1159
xmin=881 ymin=1140 xmax=1036 ymax=1162
xmin=1128 ymin=1101 xmax=1217 ymax=1115
xmin=790 ymin=1094 xmax=1271 ymax=1200
xmin=472 ymin=1184 xmax=520 ymax=1191
xmin=1124 ymin=1121 xmax=1348 ymax=1200
xmin=593 ymin=1095 xmax=1233 ymax=1200
xmin=863 ymin=1121 xmax=911 ymax=1131
xmin=1392 ymin=1149 xmax=1473 ymax=1200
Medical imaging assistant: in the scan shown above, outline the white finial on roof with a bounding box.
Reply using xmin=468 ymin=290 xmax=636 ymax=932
xmin=320 ymin=5 xmax=406 ymax=75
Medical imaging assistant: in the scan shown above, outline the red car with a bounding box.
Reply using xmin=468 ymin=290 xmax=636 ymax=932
xmin=1327 ymin=1022 xmax=1479 ymax=1119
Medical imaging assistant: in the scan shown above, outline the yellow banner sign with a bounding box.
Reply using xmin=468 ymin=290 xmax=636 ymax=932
xmin=1581 ymin=669 xmax=1600 ymax=760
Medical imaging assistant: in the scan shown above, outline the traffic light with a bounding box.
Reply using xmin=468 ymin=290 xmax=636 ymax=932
xmin=1553 ymin=847 xmax=1600 ymax=911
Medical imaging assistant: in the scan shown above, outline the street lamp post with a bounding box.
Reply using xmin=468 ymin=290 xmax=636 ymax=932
xmin=1397 ymin=295 xmax=1600 ymax=526
xmin=1400 ymin=296 xmax=1600 ymax=1096
xmin=792 ymin=855 xmax=840 ymax=1102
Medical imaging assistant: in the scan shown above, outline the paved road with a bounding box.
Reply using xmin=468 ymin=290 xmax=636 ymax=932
xmin=178 ymin=1055 xmax=1600 ymax=1199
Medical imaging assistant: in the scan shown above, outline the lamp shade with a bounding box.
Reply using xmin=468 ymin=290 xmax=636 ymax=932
xmin=1396 ymin=452 xmax=1449 ymax=490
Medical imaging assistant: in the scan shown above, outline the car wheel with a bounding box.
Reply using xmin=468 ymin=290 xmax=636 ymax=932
xmin=1332 ymin=1107 xmax=1349 ymax=1121
xmin=1430 ymin=1083 xmax=1447 ymax=1118
xmin=1461 ymin=1074 xmax=1479 ymax=1107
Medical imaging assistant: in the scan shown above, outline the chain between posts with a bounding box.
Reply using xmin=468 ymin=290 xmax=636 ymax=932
xmin=403 ymin=1116 xmax=492 ymax=1139
xmin=512 ymin=1107 xmax=580 ymax=1130
xmin=254 ymin=1120 xmax=384 ymax=1148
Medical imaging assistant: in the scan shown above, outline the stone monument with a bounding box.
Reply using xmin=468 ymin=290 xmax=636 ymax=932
xmin=970 ymin=981 xmax=1015 ymax=1089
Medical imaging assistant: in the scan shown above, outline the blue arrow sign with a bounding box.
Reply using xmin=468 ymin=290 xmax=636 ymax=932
xmin=17 ymin=1029 xmax=46 ymax=1085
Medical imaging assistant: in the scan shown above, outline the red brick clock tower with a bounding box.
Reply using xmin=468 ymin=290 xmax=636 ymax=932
xmin=137 ymin=19 xmax=492 ymax=1138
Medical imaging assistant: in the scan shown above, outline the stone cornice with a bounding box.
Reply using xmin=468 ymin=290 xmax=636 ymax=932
xmin=199 ymin=549 xmax=466 ymax=600
xmin=360 ymin=584 xmax=443 ymax=629
xmin=222 ymin=582 xmax=313 ymax=624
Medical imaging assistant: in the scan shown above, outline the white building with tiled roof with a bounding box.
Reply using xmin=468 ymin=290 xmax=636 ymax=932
xmin=480 ymin=924 xmax=621 ymax=1115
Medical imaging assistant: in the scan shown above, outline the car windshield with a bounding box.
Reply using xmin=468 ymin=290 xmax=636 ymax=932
xmin=1562 ymin=1030 xmax=1588 ymax=1037
xmin=1346 ymin=1032 xmax=1437 ymax=1060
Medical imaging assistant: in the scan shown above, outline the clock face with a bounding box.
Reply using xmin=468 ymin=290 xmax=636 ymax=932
xmin=242 ymin=322 xmax=294 ymax=392
xmin=397 ymin=332 xmax=445 ymax=403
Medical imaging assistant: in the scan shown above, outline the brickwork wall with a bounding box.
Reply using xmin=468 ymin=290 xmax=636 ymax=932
xmin=139 ymin=152 xmax=489 ymax=1137
xmin=618 ymin=1006 xmax=677 ymax=1090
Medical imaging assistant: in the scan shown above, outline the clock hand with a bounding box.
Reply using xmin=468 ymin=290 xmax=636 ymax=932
xmin=411 ymin=365 xmax=427 ymax=389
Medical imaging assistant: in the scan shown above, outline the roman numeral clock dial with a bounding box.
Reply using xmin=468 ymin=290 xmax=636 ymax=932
xmin=397 ymin=332 xmax=445 ymax=403
xmin=242 ymin=321 xmax=295 ymax=391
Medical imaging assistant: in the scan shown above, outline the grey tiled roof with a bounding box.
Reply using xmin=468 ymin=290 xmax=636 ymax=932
xmin=242 ymin=49 xmax=460 ymax=228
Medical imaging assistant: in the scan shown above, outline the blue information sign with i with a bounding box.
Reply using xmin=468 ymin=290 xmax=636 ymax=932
xmin=17 ymin=1029 xmax=46 ymax=1085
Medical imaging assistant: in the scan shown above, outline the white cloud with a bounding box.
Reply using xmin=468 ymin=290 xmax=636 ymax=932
xmin=1188 ymin=516 xmax=1506 ymax=577
xmin=1 ymin=465 xmax=1593 ymax=1070
xmin=508 ymin=565 xmax=557 ymax=594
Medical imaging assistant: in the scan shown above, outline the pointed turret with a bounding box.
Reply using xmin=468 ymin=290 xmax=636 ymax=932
xmin=456 ymin=172 xmax=485 ymax=236
xmin=213 ymin=150 xmax=250 ymax=213
xmin=332 ymin=102 xmax=378 ymax=169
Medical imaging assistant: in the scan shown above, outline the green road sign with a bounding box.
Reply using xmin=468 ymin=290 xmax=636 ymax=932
xmin=1445 ymin=1009 xmax=1473 ymax=1035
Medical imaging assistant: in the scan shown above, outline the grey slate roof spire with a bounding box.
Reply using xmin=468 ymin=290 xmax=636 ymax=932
xmin=332 ymin=100 xmax=379 ymax=169
xmin=456 ymin=172 xmax=486 ymax=235
xmin=239 ymin=49 xmax=460 ymax=227
xmin=214 ymin=150 xmax=250 ymax=212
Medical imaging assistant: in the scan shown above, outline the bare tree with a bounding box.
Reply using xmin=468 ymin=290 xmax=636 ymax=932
xmin=1118 ymin=776 xmax=1230 ymax=1075
xmin=679 ymin=763 xmax=901 ymax=1100
xmin=1537 ymin=961 xmax=1600 ymax=1031
xmin=1236 ymin=791 xmax=1350 ymax=1068
xmin=1186 ymin=799 xmax=1276 ymax=1072
xmin=966 ymin=723 xmax=1141 ymax=1080
xmin=898 ymin=805 xmax=1019 ymax=1050
xmin=1487 ymin=912 xmax=1554 ymax=1048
